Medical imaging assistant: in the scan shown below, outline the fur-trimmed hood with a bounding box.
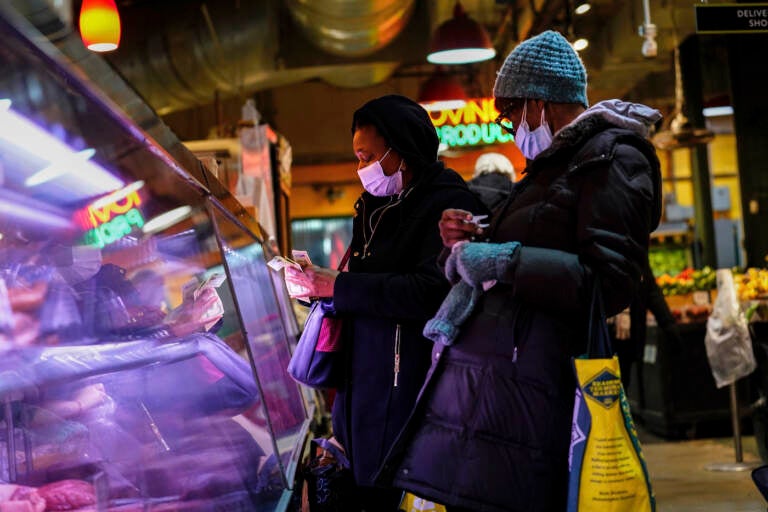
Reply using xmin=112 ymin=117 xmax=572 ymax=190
xmin=527 ymin=98 xmax=663 ymax=232
xmin=550 ymin=99 xmax=661 ymax=151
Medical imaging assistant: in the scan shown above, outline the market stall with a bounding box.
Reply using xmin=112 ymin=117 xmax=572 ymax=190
xmin=626 ymin=262 xmax=768 ymax=439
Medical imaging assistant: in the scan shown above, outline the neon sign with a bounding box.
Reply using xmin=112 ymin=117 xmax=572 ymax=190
xmin=426 ymin=98 xmax=513 ymax=148
xmin=75 ymin=181 xmax=146 ymax=248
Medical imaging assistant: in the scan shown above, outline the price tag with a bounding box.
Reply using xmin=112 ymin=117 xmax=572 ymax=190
xmin=291 ymin=249 xmax=312 ymax=266
xmin=692 ymin=290 xmax=710 ymax=305
xmin=643 ymin=344 xmax=658 ymax=364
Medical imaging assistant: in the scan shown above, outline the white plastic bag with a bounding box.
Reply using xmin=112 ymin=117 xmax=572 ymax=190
xmin=705 ymin=268 xmax=756 ymax=388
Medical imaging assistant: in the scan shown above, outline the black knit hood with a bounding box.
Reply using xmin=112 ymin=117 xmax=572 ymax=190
xmin=351 ymin=95 xmax=439 ymax=171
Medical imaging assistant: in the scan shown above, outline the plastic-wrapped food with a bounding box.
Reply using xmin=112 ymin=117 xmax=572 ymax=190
xmin=36 ymin=480 xmax=96 ymax=511
xmin=0 ymin=484 xmax=45 ymax=512
xmin=705 ymin=268 xmax=757 ymax=388
xmin=7 ymin=282 xmax=48 ymax=313
xmin=39 ymin=282 xmax=81 ymax=336
xmin=0 ymin=279 xmax=12 ymax=333
xmin=33 ymin=333 xmax=259 ymax=416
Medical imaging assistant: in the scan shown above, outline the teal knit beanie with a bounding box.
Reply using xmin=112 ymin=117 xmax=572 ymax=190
xmin=493 ymin=30 xmax=588 ymax=108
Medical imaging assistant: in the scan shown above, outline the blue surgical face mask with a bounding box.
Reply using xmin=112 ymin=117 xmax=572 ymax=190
xmin=515 ymin=102 xmax=553 ymax=160
xmin=356 ymin=148 xmax=403 ymax=196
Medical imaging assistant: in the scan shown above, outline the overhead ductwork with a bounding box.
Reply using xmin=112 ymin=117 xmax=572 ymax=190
xmin=9 ymin=0 xmax=704 ymax=120
xmin=286 ymin=0 xmax=416 ymax=57
xmin=9 ymin=0 xmax=415 ymax=116
xmin=100 ymin=0 xmax=416 ymax=115
xmin=107 ymin=1 xmax=279 ymax=116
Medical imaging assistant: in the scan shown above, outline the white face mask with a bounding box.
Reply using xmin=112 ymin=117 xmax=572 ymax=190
xmin=356 ymin=148 xmax=403 ymax=197
xmin=515 ymin=101 xmax=553 ymax=160
xmin=56 ymin=245 xmax=103 ymax=284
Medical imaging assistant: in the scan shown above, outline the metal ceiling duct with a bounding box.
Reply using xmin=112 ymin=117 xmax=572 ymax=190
xmin=89 ymin=0 xmax=414 ymax=115
xmin=286 ymin=0 xmax=416 ymax=57
xmin=8 ymin=0 xmax=412 ymax=117
xmin=107 ymin=1 xmax=278 ymax=116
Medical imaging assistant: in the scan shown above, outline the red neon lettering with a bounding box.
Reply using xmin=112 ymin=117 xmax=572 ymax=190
xmin=428 ymin=98 xmax=499 ymax=128
xmin=87 ymin=190 xmax=142 ymax=227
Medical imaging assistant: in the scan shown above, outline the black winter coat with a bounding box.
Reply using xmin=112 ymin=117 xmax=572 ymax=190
xmin=332 ymin=161 xmax=483 ymax=487
xmin=467 ymin=172 xmax=515 ymax=212
xmin=380 ymin=115 xmax=662 ymax=511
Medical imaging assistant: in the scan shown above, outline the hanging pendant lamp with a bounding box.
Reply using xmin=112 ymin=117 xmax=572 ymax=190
xmin=427 ymin=2 xmax=496 ymax=65
xmin=79 ymin=0 xmax=122 ymax=52
xmin=418 ymin=68 xmax=468 ymax=112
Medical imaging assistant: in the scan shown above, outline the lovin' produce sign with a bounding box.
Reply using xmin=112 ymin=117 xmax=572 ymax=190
xmin=75 ymin=181 xmax=145 ymax=248
xmin=428 ymin=98 xmax=514 ymax=149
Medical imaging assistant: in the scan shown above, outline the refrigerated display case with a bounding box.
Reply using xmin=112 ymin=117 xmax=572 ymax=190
xmin=0 ymin=7 xmax=309 ymax=511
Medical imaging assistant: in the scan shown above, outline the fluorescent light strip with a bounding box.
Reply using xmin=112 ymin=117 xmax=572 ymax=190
xmin=142 ymin=206 xmax=192 ymax=234
xmin=0 ymin=98 xmax=124 ymax=193
xmin=702 ymin=106 xmax=734 ymax=118
xmin=0 ymin=196 xmax=72 ymax=229
xmin=25 ymin=148 xmax=96 ymax=186
xmin=89 ymin=180 xmax=145 ymax=210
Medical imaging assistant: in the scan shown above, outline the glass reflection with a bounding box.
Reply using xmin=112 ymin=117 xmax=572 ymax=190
xmin=210 ymin=205 xmax=308 ymax=482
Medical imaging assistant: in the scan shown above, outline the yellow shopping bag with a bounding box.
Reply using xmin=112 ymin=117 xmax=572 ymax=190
xmin=400 ymin=492 xmax=447 ymax=512
xmin=568 ymin=356 xmax=655 ymax=511
xmin=567 ymin=280 xmax=655 ymax=512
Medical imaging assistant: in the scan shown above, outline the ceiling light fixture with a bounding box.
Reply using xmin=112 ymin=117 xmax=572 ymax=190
xmin=572 ymin=38 xmax=589 ymax=51
xmin=702 ymin=106 xmax=734 ymax=118
xmin=417 ymin=68 xmax=469 ymax=112
xmin=79 ymin=0 xmax=122 ymax=52
xmin=142 ymin=206 xmax=193 ymax=235
xmin=0 ymin=98 xmax=124 ymax=198
xmin=427 ymin=2 xmax=496 ymax=65
xmin=574 ymin=0 xmax=592 ymax=15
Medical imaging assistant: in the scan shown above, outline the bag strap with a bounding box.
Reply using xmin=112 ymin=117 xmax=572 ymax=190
xmin=586 ymin=275 xmax=614 ymax=359
xmin=337 ymin=245 xmax=352 ymax=272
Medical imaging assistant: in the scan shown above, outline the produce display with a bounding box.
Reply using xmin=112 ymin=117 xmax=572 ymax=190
xmin=734 ymin=267 xmax=768 ymax=302
xmin=649 ymin=246 xmax=690 ymax=278
xmin=656 ymin=266 xmax=768 ymax=324
xmin=656 ymin=266 xmax=716 ymax=296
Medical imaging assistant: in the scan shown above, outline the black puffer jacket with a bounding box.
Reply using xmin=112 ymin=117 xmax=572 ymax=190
xmin=331 ymin=95 xmax=484 ymax=487
xmin=467 ymin=172 xmax=515 ymax=212
xmin=379 ymin=100 xmax=662 ymax=511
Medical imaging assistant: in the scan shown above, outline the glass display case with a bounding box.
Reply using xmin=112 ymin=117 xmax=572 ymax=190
xmin=0 ymin=7 xmax=308 ymax=511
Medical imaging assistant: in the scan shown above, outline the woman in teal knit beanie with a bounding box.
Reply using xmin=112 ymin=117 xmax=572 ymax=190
xmin=380 ymin=30 xmax=663 ymax=512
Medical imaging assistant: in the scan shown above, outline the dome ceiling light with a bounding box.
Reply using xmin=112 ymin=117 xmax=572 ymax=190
xmin=574 ymin=0 xmax=592 ymax=16
xmin=427 ymin=2 xmax=496 ymax=65
xmin=417 ymin=68 xmax=469 ymax=112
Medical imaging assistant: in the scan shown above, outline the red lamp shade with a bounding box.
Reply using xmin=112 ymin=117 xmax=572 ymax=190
xmin=79 ymin=0 xmax=121 ymax=52
xmin=427 ymin=2 xmax=496 ymax=65
xmin=418 ymin=69 xmax=468 ymax=112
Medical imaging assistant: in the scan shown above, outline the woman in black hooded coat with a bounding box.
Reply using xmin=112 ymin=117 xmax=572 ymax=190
xmin=285 ymin=95 xmax=484 ymax=509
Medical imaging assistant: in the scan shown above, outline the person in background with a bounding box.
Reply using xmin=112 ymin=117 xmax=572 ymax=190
xmin=379 ymin=30 xmax=663 ymax=511
xmin=467 ymin=152 xmax=516 ymax=212
xmin=284 ymin=95 xmax=484 ymax=511
xmin=613 ymin=258 xmax=680 ymax=391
